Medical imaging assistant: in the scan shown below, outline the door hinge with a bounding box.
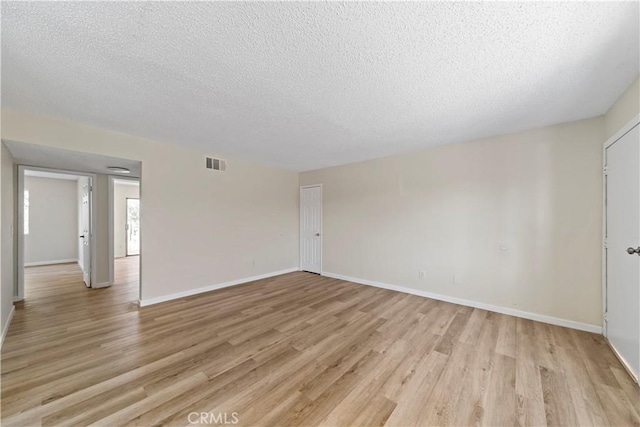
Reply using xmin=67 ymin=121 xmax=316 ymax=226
xmin=603 ymin=312 xmax=608 ymax=322
xmin=603 ymin=166 xmax=608 ymax=176
xmin=604 ymin=238 xmax=607 ymax=249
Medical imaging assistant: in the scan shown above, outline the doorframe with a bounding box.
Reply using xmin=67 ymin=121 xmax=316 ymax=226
xmin=125 ymin=197 xmax=140 ymax=257
xmin=601 ymin=113 xmax=640 ymax=384
xmin=602 ymin=113 xmax=640 ymax=334
xmin=17 ymin=165 xmax=98 ymax=300
xmin=107 ymin=175 xmax=141 ymax=298
xmin=300 ymin=184 xmax=323 ymax=275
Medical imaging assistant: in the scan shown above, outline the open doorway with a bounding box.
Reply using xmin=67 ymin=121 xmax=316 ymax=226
xmin=111 ymin=177 xmax=140 ymax=300
xmin=6 ymin=140 xmax=142 ymax=305
xmin=18 ymin=167 xmax=96 ymax=300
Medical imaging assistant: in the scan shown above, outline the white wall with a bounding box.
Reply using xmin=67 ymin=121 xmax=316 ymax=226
xmin=2 ymin=109 xmax=299 ymax=303
xmin=113 ymin=182 xmax=139 ymax=258
xmin=24 ymin=176 xmax=78 ymax=265
xmin=301 ymin=117 xmax=606 ymax=327
xmin=1 ymin=142 xmax=15 ymax=344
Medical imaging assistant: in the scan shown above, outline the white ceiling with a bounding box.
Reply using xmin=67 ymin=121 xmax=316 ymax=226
xmin=4 ymin=140 xmax=141 ymax=178
xmin=2 ymin=2 xmax=638 ymax=171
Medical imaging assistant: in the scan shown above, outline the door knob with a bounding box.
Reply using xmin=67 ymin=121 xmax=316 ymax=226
xmin=315 ymin=233 xmax=320 ymax=237
xmin=627 ymin=246 xmax=640 ymax=255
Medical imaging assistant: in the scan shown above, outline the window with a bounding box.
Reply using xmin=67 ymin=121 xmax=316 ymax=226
xmin=24 ymin=190 xmax=29 ymax=235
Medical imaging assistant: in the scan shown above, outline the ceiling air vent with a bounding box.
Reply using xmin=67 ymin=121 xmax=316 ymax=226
xmin=206 ymin=157 xmax=227 ymax=172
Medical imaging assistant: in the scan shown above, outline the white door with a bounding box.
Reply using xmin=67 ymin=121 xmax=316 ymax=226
xmin=80 ymin=179 xmax=92 ymax=287
xmin=605 ymin=123 xmax=639 ymax=381
xmin=300 ymin=185 xmax=322 ymax=274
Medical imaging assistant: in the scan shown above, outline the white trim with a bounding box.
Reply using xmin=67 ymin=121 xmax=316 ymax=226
xmin=1 ymin=306 xmax=15 ymax=349
xmin=323 ymin=272 xmax=602 ymax=334
xmin=138 ymin=268 xmax=299 ymax=307
xmin=24 ymin=259 xmax=78 ymax=267
xmin=299 ymin=184 xmax=323 ymax=275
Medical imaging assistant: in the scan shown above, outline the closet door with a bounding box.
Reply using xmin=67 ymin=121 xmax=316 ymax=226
xmin=604 ymin=122 xmax=639 ymax=382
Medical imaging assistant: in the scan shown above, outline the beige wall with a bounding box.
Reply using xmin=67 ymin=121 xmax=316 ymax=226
xmin=2 ymin=110 xmax=299 ymax=302
xmin=605 ymin=76 xmax=639 ymax=138
xmin=114 ymin=182 xmax=139 ymax=258
xmin=301 ymin=117 xmax=605 ymax=327
xmin=24 ymin=176 xmax=78 ymax=265
xmin=2 ymin=74 xmax=636 ymax=323
xmin=93 ymin=174 xmax=110 ymax=285
xmin=1 ymin=142 xmax=15 ymax=341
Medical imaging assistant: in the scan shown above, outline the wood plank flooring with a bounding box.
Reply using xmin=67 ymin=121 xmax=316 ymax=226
xmin=2 ymin=258 xmax=638 ymax=426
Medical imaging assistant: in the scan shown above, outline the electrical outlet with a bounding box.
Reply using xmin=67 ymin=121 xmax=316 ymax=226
xmin=418 ymin=271 xmax=426 ymax=279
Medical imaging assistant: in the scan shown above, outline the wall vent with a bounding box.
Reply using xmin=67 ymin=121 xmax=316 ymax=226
xmin=206 ymin=157 xmax=227 ymax=171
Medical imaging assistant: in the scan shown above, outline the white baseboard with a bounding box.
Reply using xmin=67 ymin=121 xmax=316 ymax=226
xmin=1 ymin=306 xmax=16 ymax=349
xmin=323 ymin=272 xmax=602 ymax=334
xmin=138 ymin=267 xmax=299 ymax=307
xmin=24 ymin=259 xmax=78 ymax=267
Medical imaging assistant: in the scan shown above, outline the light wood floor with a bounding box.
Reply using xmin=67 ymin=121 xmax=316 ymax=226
xmin=2 ymin=258 xmax=638 ymax=426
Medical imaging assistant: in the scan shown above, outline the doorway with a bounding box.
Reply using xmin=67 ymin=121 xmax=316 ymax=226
xmin=17 ymin=166 xmax=96 ymax=299
xmin=110 ymin=177 xmax=140 ymax=302
xmin=6 ymin=140 xmax=142 ymax=304
xmin=603 ymin=117 xmax=640 ymax=383
xmin=300 ymin=185 xmax=322 ymax=274
xmin=126 ymin=198 xmax=140 ymax=256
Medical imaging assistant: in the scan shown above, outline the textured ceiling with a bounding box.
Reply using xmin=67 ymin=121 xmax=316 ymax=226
xmin=2 ymin=2 xmax=638 ymax=171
